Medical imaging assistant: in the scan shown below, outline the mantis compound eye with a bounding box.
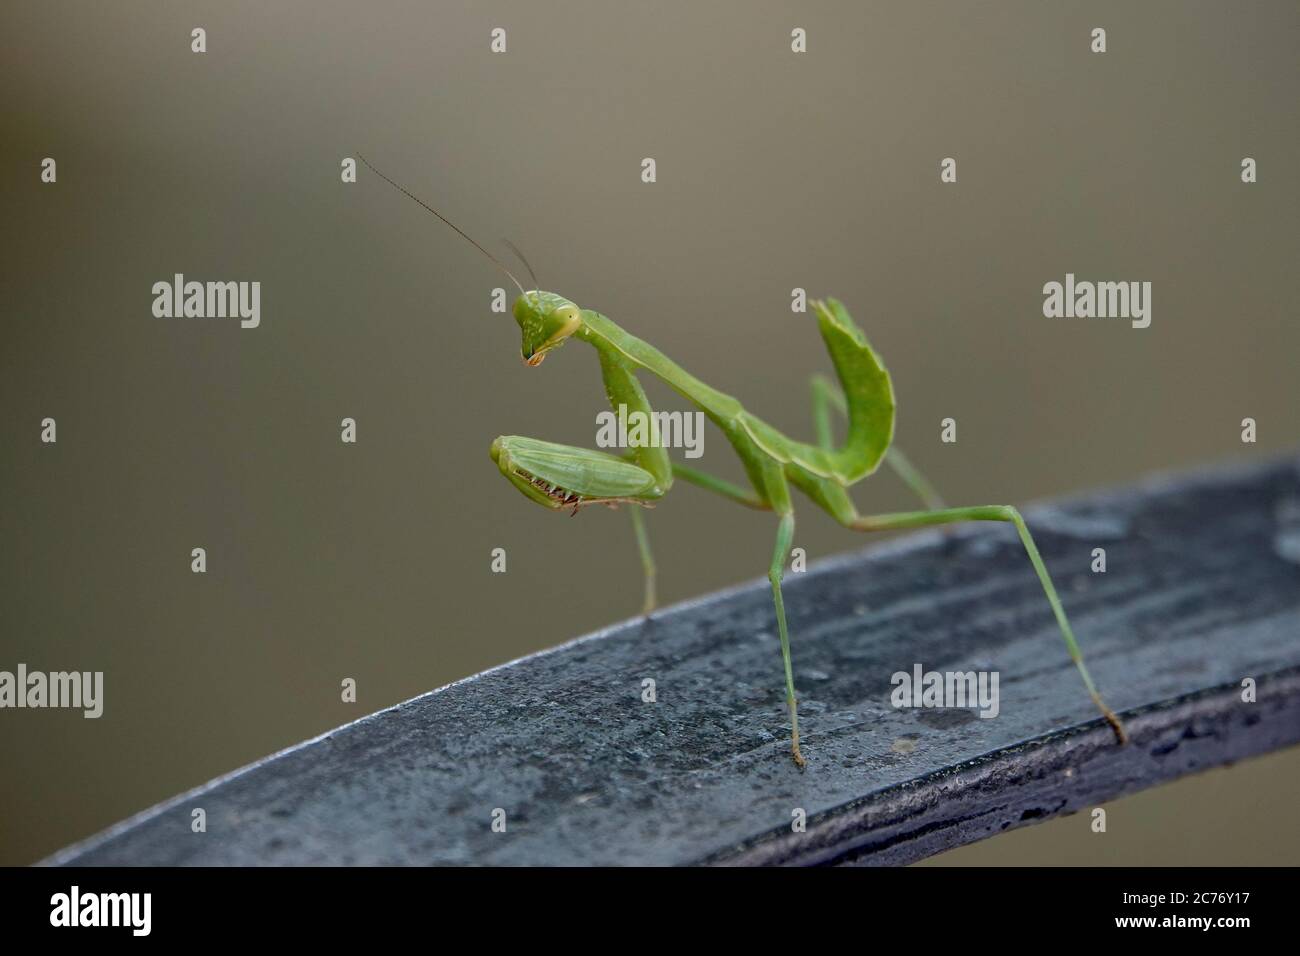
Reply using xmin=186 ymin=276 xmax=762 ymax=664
xmin=548 ymin=305 xmax=582 ymax=338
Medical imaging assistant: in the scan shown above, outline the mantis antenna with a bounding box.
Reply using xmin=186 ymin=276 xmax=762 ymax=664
xmin=356 ymin=152 xmax=528 ymax=299
xmin=500 ymin=238 xmax=541 ymax=293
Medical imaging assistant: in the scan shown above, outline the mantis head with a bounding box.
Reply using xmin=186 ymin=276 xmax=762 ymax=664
xmin=514 ymin=292 xmax=583 ymax=366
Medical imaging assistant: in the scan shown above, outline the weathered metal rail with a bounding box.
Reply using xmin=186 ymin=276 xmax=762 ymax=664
xmin=46 ymin=455 xmax=1300 ymax=865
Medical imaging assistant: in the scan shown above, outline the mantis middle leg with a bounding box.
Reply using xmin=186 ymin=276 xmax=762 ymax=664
xmin=768 ymin=510 xmax=804 ymax=767
xmin=665 ymin=449 xmax=805 ymax=766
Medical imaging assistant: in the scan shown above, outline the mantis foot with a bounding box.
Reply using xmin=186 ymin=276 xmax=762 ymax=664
xmin=1096 ymin=694 xmax=1130 ymax=744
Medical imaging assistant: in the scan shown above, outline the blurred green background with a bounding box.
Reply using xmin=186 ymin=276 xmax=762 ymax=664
xmin=2 ymin=1 xmax=1296 ymax=865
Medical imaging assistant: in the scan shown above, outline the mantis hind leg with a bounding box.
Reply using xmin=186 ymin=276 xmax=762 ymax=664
xmin=838 ymin=502 xmax=1128 ymax=743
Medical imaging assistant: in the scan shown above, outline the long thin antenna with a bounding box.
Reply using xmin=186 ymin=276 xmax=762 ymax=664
xmin=356 ymin=152 xmax=527 ymax=297
xmin=500 ymin=238 xmax=540 ymax=292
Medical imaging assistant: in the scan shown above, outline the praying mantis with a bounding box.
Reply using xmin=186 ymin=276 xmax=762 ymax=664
xmin=360 ymin=155 xmax=1129 ymax=768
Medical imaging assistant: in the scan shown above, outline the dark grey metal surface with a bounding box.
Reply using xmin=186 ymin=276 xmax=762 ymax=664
xmin=47 ymin=455 xmax=1300 ymax=866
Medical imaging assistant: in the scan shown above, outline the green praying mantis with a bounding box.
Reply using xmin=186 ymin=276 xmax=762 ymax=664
xmin=360 ymin=155 xmax=1129 ymax=768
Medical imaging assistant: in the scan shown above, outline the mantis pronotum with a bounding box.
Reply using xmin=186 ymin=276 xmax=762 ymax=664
xmin=360 ymin=155 xmax=1129 ymax=768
